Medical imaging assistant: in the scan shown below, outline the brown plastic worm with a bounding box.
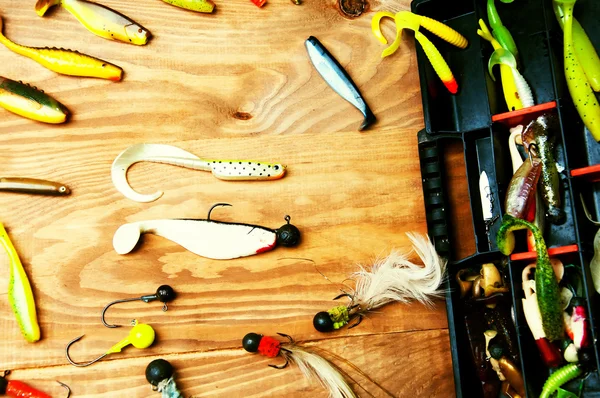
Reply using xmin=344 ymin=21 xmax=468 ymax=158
xmin=0 ymin=178 xmax=70 ymax=196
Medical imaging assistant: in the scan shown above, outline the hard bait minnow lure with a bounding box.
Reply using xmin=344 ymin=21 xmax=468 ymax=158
xmin=0 ymin=371 xmax=70 ymax=398
xmin=161 ymin=0 xmax=215 ymax=13
xmin=488 ymin=48 xmax=534 ymax=108
xmin=554 ymin=0 xmax=600 ymax=141
xmin=65 ymin=321 xmax=155 ymax=367
xmin=146 ymin=359 xmax=183 ymax=398
xmin=0 ymin=77 xmax=69 ymax=124
xmin=0 ymin=17 xmax=122 ymax=80
xmin=0 ymin=177 xmax=70 ymax=196
xmin=0 ymin=223 xmax=40 ymax=343
xmin=372 ymin=11 xmax=467 ymax=94
xmin=477 ymin=19 xmax=523 ymax=111
xmin=487 ymin=0 xmax=519 ymax=64
xmin=112 ymin=143 xmax=286 ymax=203
xmin=305 ymin=36 xmax=375 ymax=131
xmin=313 ymin=233 xmax=446 ymax=332
xmin=113 ymin=203 xmax=300 ymax=259
xmin=35 ymin=0 xmax=151 ymax=46
xmin=242 ymin=333 xmax=357 ymax=398
xmin=101 ymin=285 xmax=175 ymax=328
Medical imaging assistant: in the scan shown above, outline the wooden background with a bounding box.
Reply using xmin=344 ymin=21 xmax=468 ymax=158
xmin=0 ymin=0 xmax=472 ymax=396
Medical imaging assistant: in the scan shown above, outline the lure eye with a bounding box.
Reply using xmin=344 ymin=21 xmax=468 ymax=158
xmin=276 ymin=216 xmax=300 ymax=247
xmin=146 ymin=359 xmax=174 ymax=386
xmin=313 ymin=312 xmax=334 ymax=332
xmin=274 ymin=165 xmax=280 ymax=170
xmin=242 ymin=333 xmax=262 ymax=352
xmin=156 ymin=285 xmax=176 ymax=303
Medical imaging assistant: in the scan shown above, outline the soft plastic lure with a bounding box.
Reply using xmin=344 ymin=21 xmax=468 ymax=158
xmin=161 ymin=0 xmax=215 ymax=13
xmin=250 ymin=0 xmax=266 ymax=7
xmin=0 ymin=223 xmax=40 ymax=343
xmin=112 ymin=143 xmax=286 ymax=203
xmin=555 ymin=0 xmax=600 ymax=141
xmin=0 ymin=371 xmax=70 ymax=398
xmin=65 ymin=321 xmax=155 ymax=367
xmin=477 ymin=19 xmax=523 ymax=111
xmin=0 ymin=77 xmax=69 ymax=124
xmin=35 ymin=0 xmax=150 ymax=45
xmin=487 ymin=0 xmax=519 ymax=64
xmin=540 ymin=363 xmax=583 ymax=398
xmin=0 ymin=177 xmax=70 ymax=196
xmin=372 ymin=11 xmax=467 ymax=94
xmin=553 ymin=2 xmax=600 ymax=92
xmin=146 ymin=359 xmax=183 ymax=398
xmin=0 ymin=17 xmax=122 ymax=80
xmin=488 ymin=48 xmax=534 ymax=108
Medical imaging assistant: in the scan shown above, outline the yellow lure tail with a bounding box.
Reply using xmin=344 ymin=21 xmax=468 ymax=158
xmin=162 ymin=0 xmax=215 ymax=13
xmin=418 ymin=14 xmax=468 ymax=49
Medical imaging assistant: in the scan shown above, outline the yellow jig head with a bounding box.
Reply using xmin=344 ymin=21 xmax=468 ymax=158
xmin=0 ymin=223 xmax=41 ymax=343
xmin=65 ymin=321 xmax=155 ymax=367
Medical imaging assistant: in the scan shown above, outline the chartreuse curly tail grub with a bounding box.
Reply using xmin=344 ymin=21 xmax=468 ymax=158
xmin=487 ymin=0 xmax=519 ymax=64
xmin=0 ymin=77 xmax=69 ymax=124
xmin=496 ymin=215 xmax=563 ymax=341
xmin=0 ymin=17 xmax=122 ymax=81
xmin=540 ymin=363 xmax=583 ymax=398
xmin=162 ymin=0 xmax=215 ymax=13
xmin=488 ymin=48 xmax=534 ymax=108
xmin=35 ymin=0 xmax=151 ymax=46
xmin=553 ymin=2 xmax=600 ymax=92
xmin=555 ymin=0 xmax=600 ymax=141
xmin=0 ymin=223 xmax=40 ymax=343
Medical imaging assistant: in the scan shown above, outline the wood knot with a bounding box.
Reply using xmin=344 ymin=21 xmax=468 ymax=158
xmin=233 ymin=111 xmax=253 ymax=120
xmin=339 ymin=0 xmax=367 ymax=17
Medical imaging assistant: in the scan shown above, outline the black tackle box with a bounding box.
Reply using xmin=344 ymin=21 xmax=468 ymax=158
xmin=411 ymin=0 xmax=600 ymax=396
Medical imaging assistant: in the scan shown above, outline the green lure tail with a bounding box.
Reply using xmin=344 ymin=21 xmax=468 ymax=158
xmin=487 ymin=0 xmax=519 ymax=64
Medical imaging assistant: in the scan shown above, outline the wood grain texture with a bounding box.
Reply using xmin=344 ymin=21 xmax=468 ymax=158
xmin=0 ymin=0 xmax=459 ymax=396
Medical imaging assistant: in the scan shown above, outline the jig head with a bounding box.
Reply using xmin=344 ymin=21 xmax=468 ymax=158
xmin=101 ymin=285 xmax=176 ymax=328
xmin=146 ymin=359 xmax=184 ymax=397
xmin=111 ymin=143 xmax=286 ymax=203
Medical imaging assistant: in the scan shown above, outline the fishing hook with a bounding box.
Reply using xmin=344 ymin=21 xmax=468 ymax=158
xmin=580 ymin=193 xmax=600 ymax=226
xmin=65 ymin=335 xmax=109 ymax=367
xmin=101 ymin=285 xmax=176 ymax=328
xmin=207 ymin=203 xmax=232 ymax=220
xmin=1 ymin=371 xmax=71 ymax=397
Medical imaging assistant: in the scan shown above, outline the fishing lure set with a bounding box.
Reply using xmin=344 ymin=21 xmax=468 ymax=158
xmin=406 ymin=0 xmax=600 ymax=396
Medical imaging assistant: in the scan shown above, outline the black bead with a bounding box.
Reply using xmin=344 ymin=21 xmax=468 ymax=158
xmin=146 ymin=359 xmax=174 ymax=386
xmin=242 ymin=333 xmax=262 ymax=352
xmin=313 ymin=312 xmax=334 ymax=332
xmin=156 ymin=285 xmax=176 ymax=303
xmin=276 ymin=223 xmax=301 ymax=247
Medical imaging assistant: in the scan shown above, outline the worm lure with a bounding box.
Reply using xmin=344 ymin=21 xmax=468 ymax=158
xmin=313 ymin=233 xmax=446 ymax=332
xmin=112 ymin=143 xmax=286 ymax=203
xmin=243 ymin=333 xmax=357 ymax=398
xmin=0 ymin=77 xmax=69 ymax=124
xmin=113 ymin=203 xmax=300 ymax=259
xmin=146 ymin=359 xmax=183 ymax=398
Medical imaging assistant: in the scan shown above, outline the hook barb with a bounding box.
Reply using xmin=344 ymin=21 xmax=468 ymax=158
xmin=65 ymin=335 xmax=108 ymax=367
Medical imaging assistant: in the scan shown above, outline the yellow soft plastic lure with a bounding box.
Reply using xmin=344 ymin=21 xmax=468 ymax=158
xmin=477 ymin=19 xmax=523 ymax=111
xmin=35 ymin=0 xmax=150 ymax=46
xmin=0 ymin=17 xmax=122 ymax=81
xmin=0 ymin=223 xmax=40 ymax=343
xmin=162 ymin=0 xmax=215 ymax=13
xmin=0 ymin=77 xmax=69 ymax=124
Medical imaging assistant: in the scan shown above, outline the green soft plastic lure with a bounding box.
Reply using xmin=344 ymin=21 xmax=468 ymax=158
xmin=162 ymin=0 xmax=215 ymax=13
xmin=0 ymin=223 xmax=40 ymax=343
xmin=487 ymin=0 xmax=519 ymax=64
xmin=0 ymin=77 xmax=69 ymax=124
xmin=496 ymin=215 xmax=564 ymax=341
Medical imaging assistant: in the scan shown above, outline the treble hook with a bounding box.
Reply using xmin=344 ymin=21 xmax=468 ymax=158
xmin=66 ymin=322 xmax=155 ymax=367
xmin=101 ymin=285 xmax=176 ymax=328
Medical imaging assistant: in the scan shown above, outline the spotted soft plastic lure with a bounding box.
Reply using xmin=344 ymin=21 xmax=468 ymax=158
xmin=0 ymin=17 xmax=122 ymax=81
xmin=0 ymin=77 xmax=69 ymax=124
xmin=162 ymin=0 xmax=215 ymax=13
xmin=35 ymin=0 xmax=150 ymax=45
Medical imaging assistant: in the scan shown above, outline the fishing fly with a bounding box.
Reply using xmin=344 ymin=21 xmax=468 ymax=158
xmin=101 ymin=285 xmax=176 ymax=328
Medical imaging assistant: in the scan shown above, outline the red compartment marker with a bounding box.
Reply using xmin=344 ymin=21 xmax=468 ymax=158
xmin=571 ymin=165 xmax=600 ymax=182
xmin=492 ymin=101 xmax=557 ymax=127
xmin=510 ymin=244 xmax=579 ymax=261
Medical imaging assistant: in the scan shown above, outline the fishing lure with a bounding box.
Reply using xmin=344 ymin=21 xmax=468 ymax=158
xmin=0 ymin=371 xmax=70 ymax=398
xmin=35 ymin=0 xmax=151 ymax=46
xmin=372 ymin=11 xmax=467 ymax=94
xmin=111 ymin=143 xmax=286 ymax=203
xmin=488 ymin=48 xmax=534 ymax=108
xmin=0 ymin=17 xmax=122 ymax=81
xmin=0 ymin=177 xmax=70 ymax=196
xmin=487 ymin=0 xmax=519 ymax=64
xmin=313 ymin=233 xmax=446 ymax=332
xmin=305 ymin=36 xmax=375 ymax=131
xmin=504 ymin=156 xmax=541 ymax=220
xmin=485 ymin=334 xmax=525 ymax=397
xmin=580 ymin=194 xmax=600 ymax=293
xmin=146 ymin=359 xmax=183 ymax=398
xmin=540 ymin=363 xmax=583 ymax=398
xmin=0 ymin=77 xmax=69 ymax=124
xmin=0 ymin=223 xmax=40 ymax=343
xmin=555 ymin=0 xmax=600 ymax=141
xmin=65 ymin=320 xmax=155 ymax=366
xmin=101 ymin=285 xmax=175 ymax=328
xmin=553 ymin=2 xmax=600 ymax=92
xmin=464 ymin=307 xmax=500 ymax=396
xmin=250 ymin=0 xmax=266 ymax=6
xmin=113 ymin=203 xmax=300 ymax=259
xmin=497 ymin=215 xmax=564 ymax=341
xmin=162 ymin=0 xmax=215 ymax=13
xmin=242 ymin=332 xmax=357 ymax=398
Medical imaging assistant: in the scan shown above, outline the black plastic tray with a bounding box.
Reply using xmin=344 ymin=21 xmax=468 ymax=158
xmin=412 ymin=0 xmax=600 ymax=396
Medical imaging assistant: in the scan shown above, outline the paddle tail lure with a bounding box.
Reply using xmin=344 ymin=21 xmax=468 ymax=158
xmin=313 ymin=232 xmax=446 ymax=332
xmin=146 ymin=359 xmax=183 ymax=398
xmin=35 ymin=0 xmax=151 ymax=45
xmin=162 ymin=0 xmax=215 ymax=13
xmin=0 ymin=17 xmax=122 ymax=80
xmin=0 ymin=371 xmax=70 ymax=398
xmin=242 ymin=333 xmax=357 ymax=398
xmin=0 ymin=178 xmax=70 ymax=196
xmin=0 ymin=77 xmax=69 ymax=123
xmin=111 ymin=143 xmax=286 ymax=203
xmin=0 ymin=224 xmax=40 ymax=343
xmin=487 ymin=0 xmax=519 ymax=63
xmin=113 ymin=203 xmax=300 ymax=259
